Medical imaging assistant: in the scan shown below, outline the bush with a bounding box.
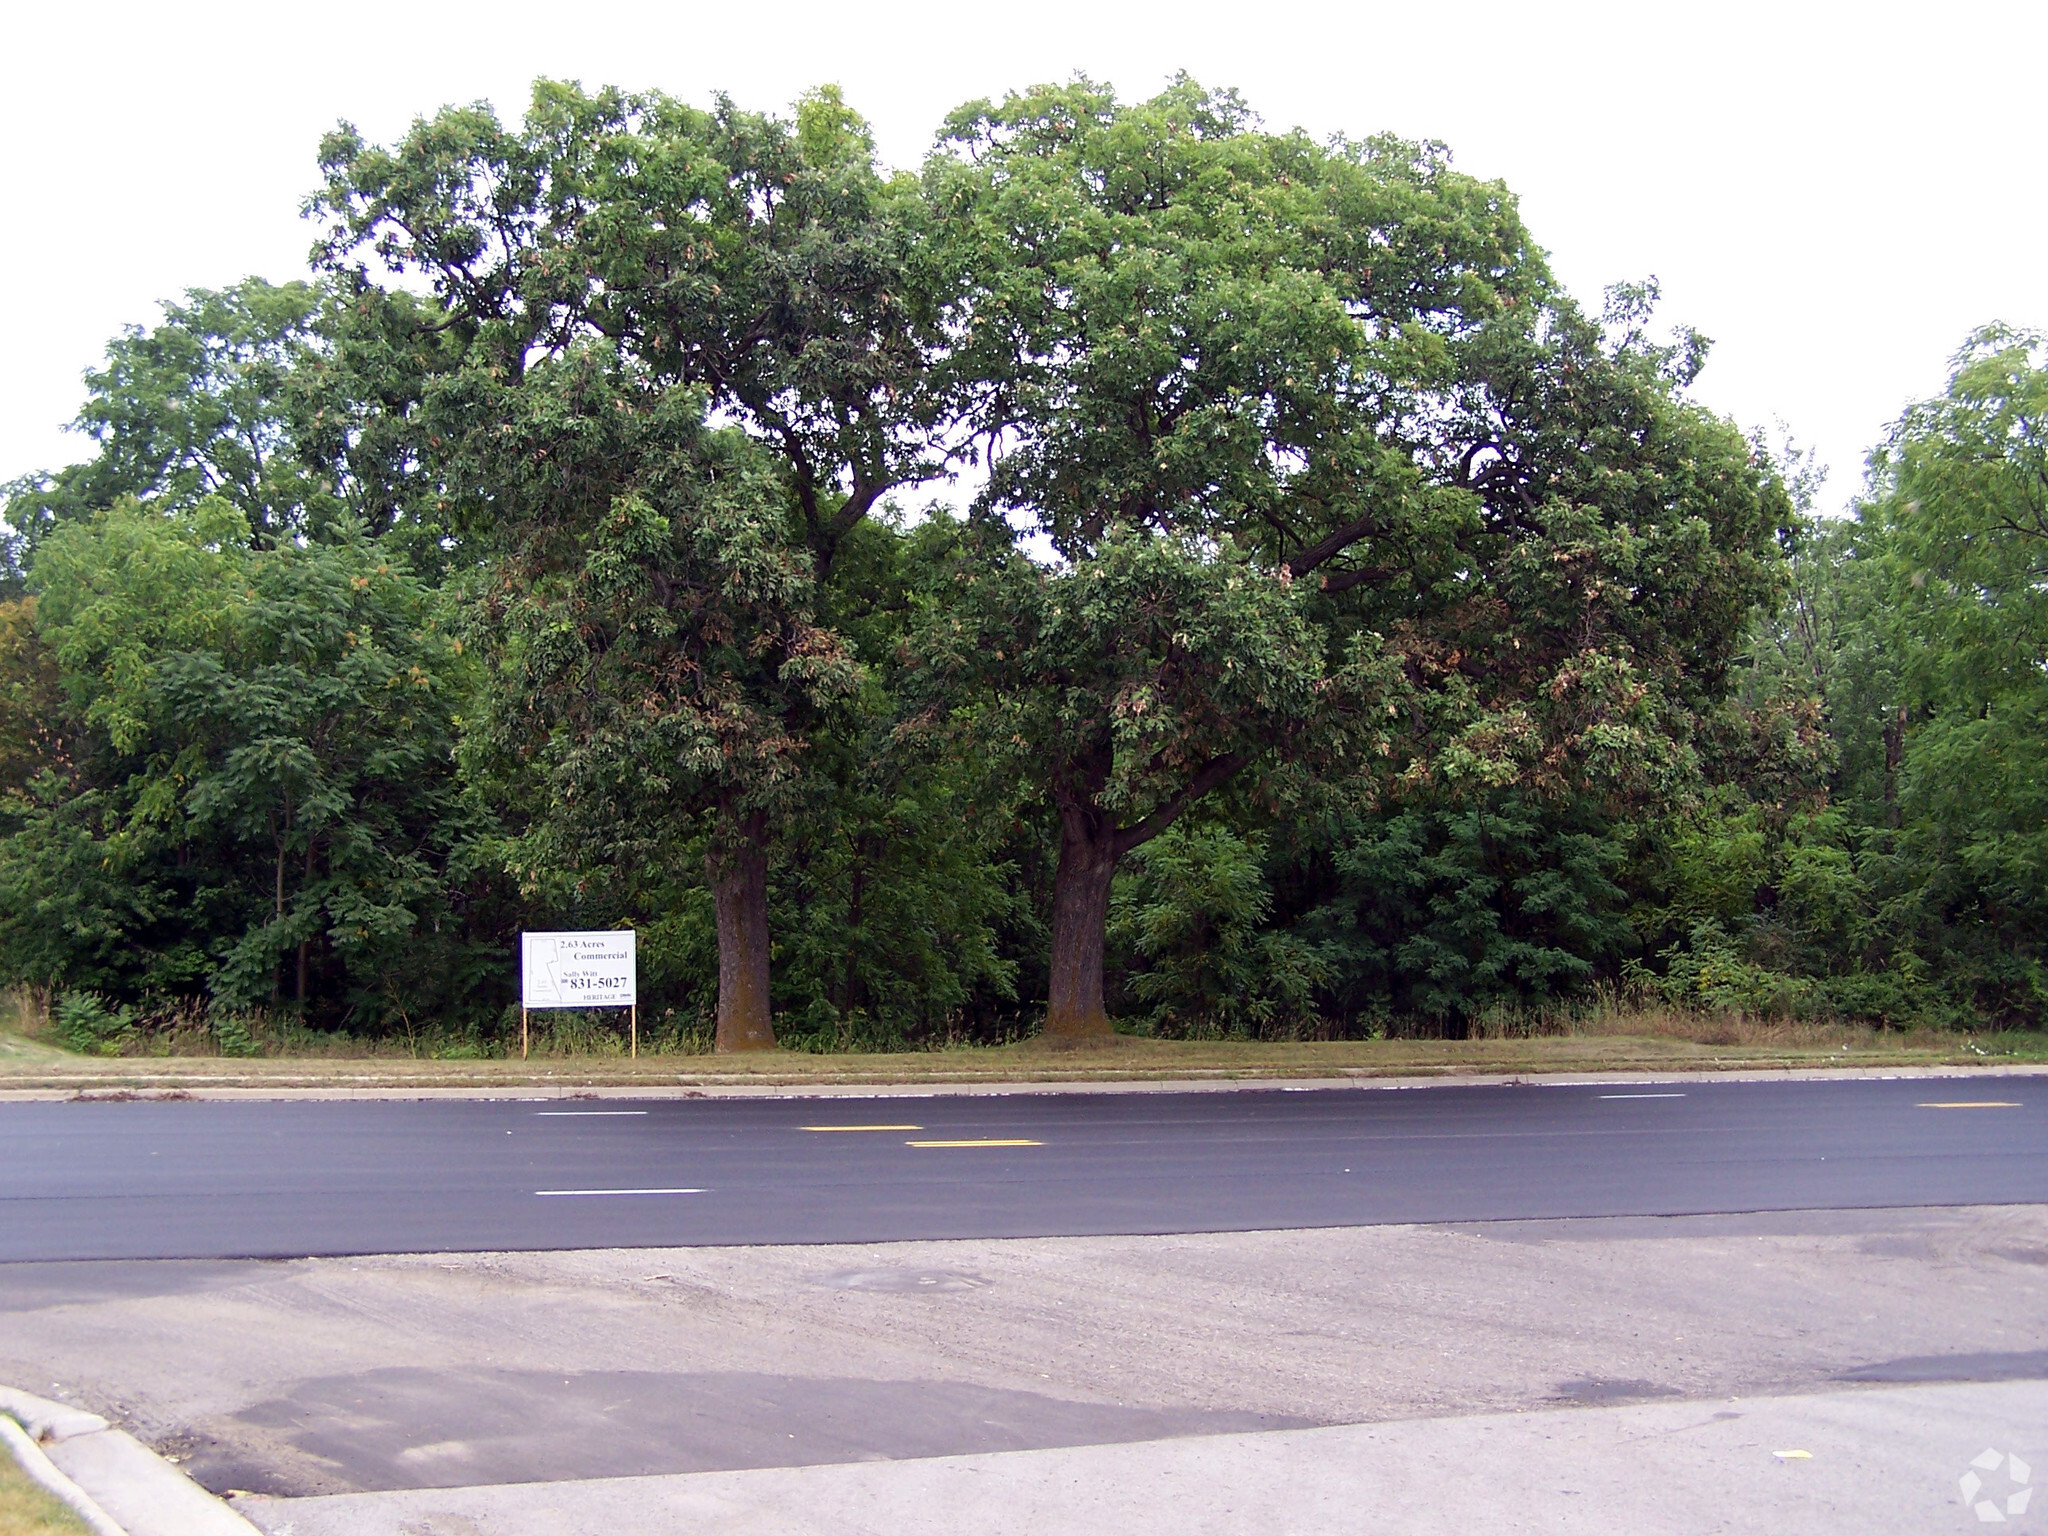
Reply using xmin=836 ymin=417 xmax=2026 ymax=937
xmin=53 ymin=990 xmax=135 ymax=1054
xmin=1109 ymin=824 xmax=1328 ymax=1039
xmin=211 ymin=1009 xmax=260 ymax=1057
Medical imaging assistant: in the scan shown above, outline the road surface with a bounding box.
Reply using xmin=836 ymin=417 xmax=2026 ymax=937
xmin=3 ymin=1076 xmax=2042 ymax=1261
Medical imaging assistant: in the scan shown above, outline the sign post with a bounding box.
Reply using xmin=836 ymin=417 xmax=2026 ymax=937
xmin=519 ymin=931 xmax=638 ymax=1060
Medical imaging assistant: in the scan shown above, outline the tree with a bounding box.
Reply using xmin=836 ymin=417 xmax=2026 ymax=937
xmin=916 ymin=516 xmax=1381 ymax=1039
xmin=1 ymin=498 xmax=487 ymax=1024
xmin=3 ymin=278 xmax=462 ymax=586
xmin=1859 ymin=327 xmax=2048 ymax=1021
xmin=920 ymin=79 xmax=1787 ymax=1038
xmin=1107 ymin=820 xmax=1329 ymax=1038
xmin=449 ymin=342 xmax=860 ymax=1049
xmin=314 ymin=81 xmax=947 ymax=1046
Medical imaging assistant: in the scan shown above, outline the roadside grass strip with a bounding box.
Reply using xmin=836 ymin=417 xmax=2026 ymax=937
xmin=0 ymin=1467 xmax=92 ymax=1536
xmin=0 ymin=1427 xmax=93 ymax=1536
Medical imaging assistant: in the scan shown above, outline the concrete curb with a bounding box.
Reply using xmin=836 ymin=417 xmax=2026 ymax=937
xmin=0 ymin=1060 xmax=2044 ymax=1103
xmin=0 ymin=1386 xmax=260 ymax=1536
xmin=0 ymin=1388 xmax=109 ymax=1442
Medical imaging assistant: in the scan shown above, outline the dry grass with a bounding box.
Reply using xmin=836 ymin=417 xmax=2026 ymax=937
xmin=0 ymin=989 xmax=46 ymax=1040
xmin=1466 ymin=994 xmax=1906 ymax=1050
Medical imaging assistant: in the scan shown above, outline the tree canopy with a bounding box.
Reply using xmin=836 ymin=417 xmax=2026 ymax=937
xmin=909 ymin=80 xmax=1787 ymax=1037
xmin=4 ymin=76 xmax=2029 ymax=1051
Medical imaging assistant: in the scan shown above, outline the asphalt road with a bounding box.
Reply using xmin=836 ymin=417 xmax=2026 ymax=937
xmin=1 ymin=1077 xmax=2043 ymax=1262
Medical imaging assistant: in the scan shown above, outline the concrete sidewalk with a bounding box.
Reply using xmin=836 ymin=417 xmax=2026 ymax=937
xmin=235 ymin=1380 xmax=2039 ymax=1535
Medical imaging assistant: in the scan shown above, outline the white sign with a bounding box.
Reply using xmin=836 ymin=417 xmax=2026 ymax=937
xmin=522 ymin=930 xmax=636 ymax=1009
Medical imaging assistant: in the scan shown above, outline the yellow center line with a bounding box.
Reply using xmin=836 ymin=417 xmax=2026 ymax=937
xmin=801 ymin=1124 xmax=924 ymax=1132
xmin=1917 ymin=1102 xmax=2021 ymax=1109
xmin=906 ymin=1139 xmax=1043 ymax=1149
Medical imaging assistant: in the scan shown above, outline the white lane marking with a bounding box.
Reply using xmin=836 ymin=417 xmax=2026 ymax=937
xmin=534 ymin=1111 xmax=649 ymax=1117
xmin=1599 ymin=1093 xmax=1687 ymax=1100
xmin=534 ymin=1187 xmax=705 ymax=1197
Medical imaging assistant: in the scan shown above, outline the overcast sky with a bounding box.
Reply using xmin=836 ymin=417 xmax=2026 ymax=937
xmin=5 ymin=0 xmax=2040 ymax=514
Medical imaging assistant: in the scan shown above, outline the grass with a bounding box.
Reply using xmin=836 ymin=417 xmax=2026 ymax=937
xmin=0 ymin=1440 xmax=90 ymax=1536
xmin=3 ymin=981 xmax=2042 ymax=1092
xmin=0 ymin=1001 xmax=2040 ymax=1093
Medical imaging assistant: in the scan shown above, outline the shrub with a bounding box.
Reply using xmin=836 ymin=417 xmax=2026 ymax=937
xmin=53 ymin=990 xmax=135 ymax=1054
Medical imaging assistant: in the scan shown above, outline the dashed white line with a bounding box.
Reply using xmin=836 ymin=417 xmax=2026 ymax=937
xmin=534 ymin=1111 xmax=649 ymax=1117
xmin=534 ymin=1187 xmax=705 ymax=1197
xmin=1599 ymin=1093 xmax=1687 ymax=1100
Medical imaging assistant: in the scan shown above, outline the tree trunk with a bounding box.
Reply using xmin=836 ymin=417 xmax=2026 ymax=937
xmin=709 ymin=811 xmax=776 ymax=1052
xmin=272 ymin=829 xmax=286 ymax=1005
xmin=1043 ymin=801 xmax=1120 ymax=1043
xmin=296 ymin=841 xmax=314 ymax=1011
xmin=839 ymin=838 xmax=869 ymax=1016
xmin=1882 ymin=701 xmax=1908 ymax=830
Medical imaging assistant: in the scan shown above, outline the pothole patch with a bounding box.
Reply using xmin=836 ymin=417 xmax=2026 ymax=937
xmin=1550 ymin=1377 xmax=1686 ymax=1405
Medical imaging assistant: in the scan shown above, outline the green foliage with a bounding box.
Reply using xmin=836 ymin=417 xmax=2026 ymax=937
xmin=0 ymin=500 xmax=498 ymax=1027
xmin=769 ymin=732 xmax=1027 ymax=1046
xmin=1 ymin=78 xmax=2037 ymax=1046
xmin=1109 ymin=823 xmax=1327 ymax=1038
xmin=53 ymin=990 xmax=136 ymax=1054
xmin=0 ymin=598 xmax=67 ymax=793
xmin=211 ymin=1008 xmax=259 ymax=1057
xmin=1278 ymin=798 xmax=1632 ymax=1029
xmin=3 ymin=277 xmax=461 ymax=588
xmin=451 ymin=342 xmax=859 ymax=887
xmin=917 ymin=518 xmax=1377 ymax=838
xmin=1612 ymin=330 xmax=2048 ymax=1027
xmin=310 ymin=78 xmax=946 ymax=575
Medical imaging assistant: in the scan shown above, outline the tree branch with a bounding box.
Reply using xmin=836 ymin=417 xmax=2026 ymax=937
xmin=1113 ymin=750 xmax=1252 ymax=857
xmin=821 ymin=480 xmax=884 ymax=568
xmin=1319 ymin=563 xmax=1390 ymax=595
xmin=1281 ymin=513 xmax=1380 ymax=579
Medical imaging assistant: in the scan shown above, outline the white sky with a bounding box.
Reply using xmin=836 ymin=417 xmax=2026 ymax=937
xmin=4 ymin=0 xmax=2041 ymax=515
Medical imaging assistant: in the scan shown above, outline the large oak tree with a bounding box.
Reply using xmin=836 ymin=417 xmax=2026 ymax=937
xmin=921 ymin=79 xmax=1788 ymax=1039
xmin=314 ymin=82 xmax=945 ymax=1047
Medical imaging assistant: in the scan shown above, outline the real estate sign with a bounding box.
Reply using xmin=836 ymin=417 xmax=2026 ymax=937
xmin=521 ymin=930 xmax=637 ymax=1010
